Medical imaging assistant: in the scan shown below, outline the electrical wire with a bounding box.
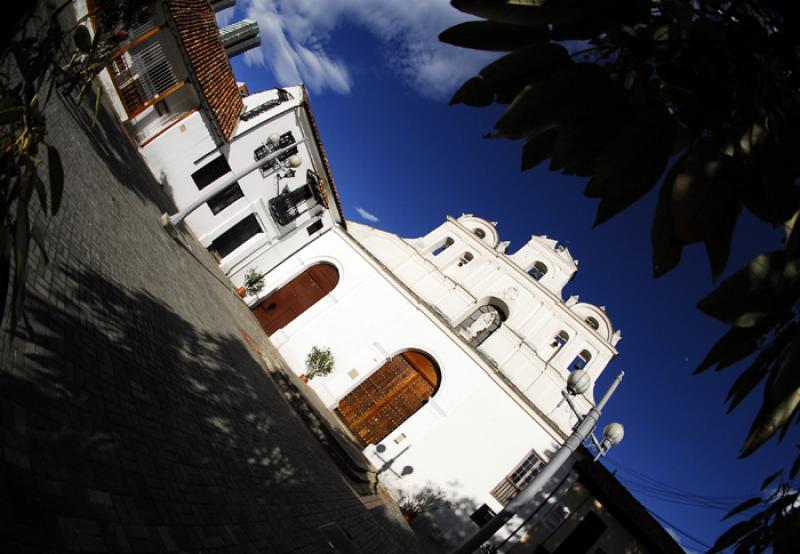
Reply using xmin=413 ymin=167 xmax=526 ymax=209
xmin=645 ymin=508 xmax=714 ymax=551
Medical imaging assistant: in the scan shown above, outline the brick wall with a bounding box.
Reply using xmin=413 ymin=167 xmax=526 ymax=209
xmin=166 ymin=0 xmax=243 ymax=141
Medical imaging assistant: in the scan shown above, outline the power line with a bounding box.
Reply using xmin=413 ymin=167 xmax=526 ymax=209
xmin=646 ymin=507 xmax=714 ymax=552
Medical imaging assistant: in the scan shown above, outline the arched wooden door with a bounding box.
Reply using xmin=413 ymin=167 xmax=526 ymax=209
xmin=336 ymin=351 xmax=440 ymax=446
xmin=253 ymin=263 xmax=339 ymax=335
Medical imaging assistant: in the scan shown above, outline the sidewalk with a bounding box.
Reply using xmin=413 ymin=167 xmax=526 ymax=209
xmin=0 ymin=86 xmax=420 ymax=553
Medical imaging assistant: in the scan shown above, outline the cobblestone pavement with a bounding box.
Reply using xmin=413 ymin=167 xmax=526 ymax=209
xmin=0 ymin=90 xmax=420 ymax=553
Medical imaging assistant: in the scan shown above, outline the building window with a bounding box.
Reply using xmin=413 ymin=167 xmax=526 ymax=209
xmin=209 ymin=214 xmax=261 ymax=260
xmin=569 ymin=350 xmax=592 ymax=371
xmin=551 ymin=330 xmax=569 ymax=350
xmin=552 ymin=511 xmax=607 ymax=554
xmin=269 ymin=185 xmax=313 ymax=226
xmin=458 ymin=304 xmax=506 ymax=347
xmin=306 ymin=219 xmax=324 ymax=235
xmin=255 ymin=131 xmax=298 ymax=176
xmin=474 ymin=228 xmax=486 ymax=239
xmin=490 ymin=450 xmax=544 ymax=505
xmin=192 ymin=155 xmax=231 ymax=190
xmin=432 ymin=237 xmax=454 ymax=256
xmin=529 ymin=261 xmax=548 ymax=281
xmin=207 ymin=183 xmax=244 ymax=215
xmin=586 ymin=317 xmax=599 ymax=330
xmin=458 ymin=252 xmax=474 ymax=267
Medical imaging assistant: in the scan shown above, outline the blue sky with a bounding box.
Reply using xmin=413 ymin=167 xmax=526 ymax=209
xmin=220 ymin=2 xmax=794 ymax=551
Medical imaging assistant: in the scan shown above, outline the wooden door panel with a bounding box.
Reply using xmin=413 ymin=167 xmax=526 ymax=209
xmin=337 ymin=352 xmax=439 ymax=446
xmin=253 ymin=264 xmax=338 ymax=335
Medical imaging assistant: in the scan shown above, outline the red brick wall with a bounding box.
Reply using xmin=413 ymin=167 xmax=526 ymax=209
xmin=166 ymin=0 xmax=242 ymax=141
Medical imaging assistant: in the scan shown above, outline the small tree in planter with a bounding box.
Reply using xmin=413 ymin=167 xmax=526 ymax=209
xmin=305 ymin=346 xmax=335 ymax=380
xmin=243 ymin=268 xmax=267 ymax=296
xmin=398 ymin=486 xmax=449 ymax=522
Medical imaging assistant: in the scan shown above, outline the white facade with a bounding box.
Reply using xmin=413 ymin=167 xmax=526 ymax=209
xmin=260 ymin=215 xmax=621 ymax=549
xmin=141 ymin=85 xmax=344 ymax=288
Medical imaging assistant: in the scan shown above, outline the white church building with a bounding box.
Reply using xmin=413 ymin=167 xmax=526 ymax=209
xmin=248 ymin=213 xmax=633 ymax=550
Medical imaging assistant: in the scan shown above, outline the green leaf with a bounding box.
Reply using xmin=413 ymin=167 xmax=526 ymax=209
xmin=709 ymin=517 xmax=762 ymax=553
xmin=439 ymin=20 xmax=548 ymax=51
xmin=47 ymin=145 xmax=64 ymax=214
xmin=726 ymin=360 xmax=770 ymax=413
xmin=697 ymin=251 xmax=799 ymax=328
xmin=761 ymin=471 xmax=782 ymax=491
xmin=74 ymin=25 xmax=92 ymax=53
xmin=92 ymin=84 xmax=103 ymax=128
xmin=651 ymin=166 xmax=684 ymax=278
xmin=722 ymin=497 xmax=763 ymax=520
xmin=521 ymin=129 xmax=556 ymax=171
xmin=452 ymin=0 xmax=585 ymax=27
xmin=741 ymin=327 xmax=800 ymax=457
xmin=450 ymin=77 xmax=494 ymax=107
xmin=791 ymin=453 xmax=800 ymax=480
xmin=0 ymin=95 xmax=24 ymax=125
xmin=694 ymin=324 xmax=767 ymax=374
xmin=724 ymin=320 xmax=797 ymax=412
xmin=495 ymin=64 xmax=618 ymax=139
xmin=589 ymin=116 xmax=673 ymax=226
xmin=786 ymin=210 xmax=800 ymax=258
xmin=479 ymin=42 xmax=572 ymax=104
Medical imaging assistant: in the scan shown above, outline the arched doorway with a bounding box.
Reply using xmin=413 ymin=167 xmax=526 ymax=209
xmin=336 ymin=350 xmax=440 ymax=446
xmin=253 ymin=263 xmax=339 ymax=335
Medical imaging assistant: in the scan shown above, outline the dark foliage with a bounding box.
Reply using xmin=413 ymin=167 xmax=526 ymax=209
xmin=442 ymin=1 xmax=800 ymax=551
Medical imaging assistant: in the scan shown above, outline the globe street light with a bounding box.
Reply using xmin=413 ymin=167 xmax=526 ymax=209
xmin=451 ymin=370 xmax=625 ymax=554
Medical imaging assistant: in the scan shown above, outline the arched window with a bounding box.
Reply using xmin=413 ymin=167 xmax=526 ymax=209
xmin=458 ymin=252 xmax=474 ymax=267
xmin=551 ymin=330 xmax=569 ymax=349
xmin=585 ymin=317 xmax=599 ymax=330
xmin=474 ymin=228 xmax=486 ymax=239
xmin=569 ymin=350 xmax=592 ymax=371
xmin=458 ymin=304 xmax=506 ymax=347
xmin=529 ymin=261 xmax=548 ymax=281
xmin=433 ymin=237 xmax=454 ymax=256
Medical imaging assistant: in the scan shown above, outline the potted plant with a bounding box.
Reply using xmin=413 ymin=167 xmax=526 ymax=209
xmin=304 ymin=346 xmax=335 ymax=381
xmin=243 ymin=267 xmax=266 ymax=296
xmin=398 ymin=487 xmax=448 ymax=523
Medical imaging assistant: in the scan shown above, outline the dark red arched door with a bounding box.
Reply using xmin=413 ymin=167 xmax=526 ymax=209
xmin=253 ymin=263 xmax=339 ymax=335
xmin=336 ymin=351 xmax=440 ymax=446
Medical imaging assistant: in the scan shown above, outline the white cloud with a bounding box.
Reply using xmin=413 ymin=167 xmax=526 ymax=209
xmin=239 ymin=0 xmax=495 ymax=99
xmin=215 ymin=7 xmax=237 ymax=27
xmin=355 ymin=206 xmax=379 ymax=223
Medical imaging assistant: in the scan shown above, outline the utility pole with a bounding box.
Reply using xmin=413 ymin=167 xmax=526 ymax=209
xmin=451 ymin=370 xmax=625 ymax=554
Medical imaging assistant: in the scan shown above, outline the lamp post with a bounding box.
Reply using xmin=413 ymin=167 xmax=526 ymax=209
xmin=451 ymin=370 xmax=625 ymax=554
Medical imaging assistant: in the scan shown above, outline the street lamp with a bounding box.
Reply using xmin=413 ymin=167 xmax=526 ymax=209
xmin=451 ymin=370 xmax=625 ymax=554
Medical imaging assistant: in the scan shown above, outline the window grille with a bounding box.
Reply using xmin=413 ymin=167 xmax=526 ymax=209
xmin=254 ymin=131 xmax=298 ymax=176
xmin=490 ymin=450 xmax=544 ymax=505
xmin=269 ymin=185 xmax=313 ymax=226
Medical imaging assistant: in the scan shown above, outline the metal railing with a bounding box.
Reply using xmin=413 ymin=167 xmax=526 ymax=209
xmin=110 ymin=40 xmax=178 ymax=117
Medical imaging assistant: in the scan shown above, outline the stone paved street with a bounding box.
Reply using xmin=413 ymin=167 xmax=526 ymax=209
xmin=0 ymin=90 xmax=420 ymax=553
